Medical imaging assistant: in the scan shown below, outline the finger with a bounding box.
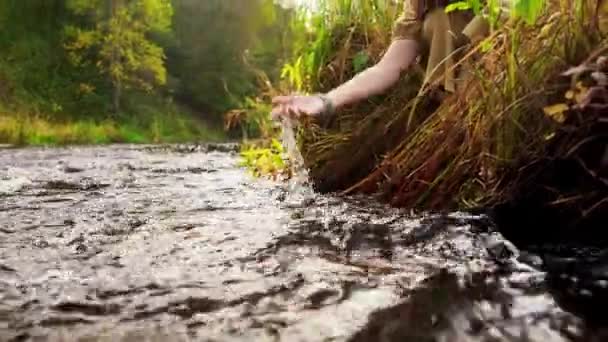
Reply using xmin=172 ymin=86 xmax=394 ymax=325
xmin=270 ymin=107 xmax=281 ymax=120
xmin=287 ymin=104 xmax=301 ymax=119
xmin=272 ymin=95 xmax=294 ymax=105
xmin=270 ymin=104 xmax=287 ymax=120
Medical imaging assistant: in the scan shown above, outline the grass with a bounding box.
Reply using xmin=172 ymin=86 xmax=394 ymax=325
xmin=338 ymin=1 xmax=606 ymax=211
xmin=249 ymin=0 xmax=607 ymax=220
xmin=233 ymin=0 xmax=403 ymax=177
xmin=0 ymin=109 xmax=226 ymax=146
xmin=0 ymin=12 xmax=228 ymax=147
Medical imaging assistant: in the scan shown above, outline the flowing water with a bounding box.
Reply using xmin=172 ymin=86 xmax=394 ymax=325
xmin=279 ymin=117 xmax=311 ymax=192
xmin=1 ymin=144 xmax=608 ymax=342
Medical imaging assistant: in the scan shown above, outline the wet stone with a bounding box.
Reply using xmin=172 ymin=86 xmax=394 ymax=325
xmin=32 ymin=239 xmax=50 ymax=248
xmin=61 ymin=165 xmax=85 ymax=174
xmin=0 ymin=264 xmax=17 ymax=273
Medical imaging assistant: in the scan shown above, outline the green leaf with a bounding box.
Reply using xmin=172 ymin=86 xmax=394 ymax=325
xmin=353 ymin=51 xmax=370 ymax=73
xmin=445 ymin=1 xmax=472 ymax=13
xmin=480 ymin=38 xmax=493 ymax=52
xmin=512 ymin=0 xmax=545 ymax=25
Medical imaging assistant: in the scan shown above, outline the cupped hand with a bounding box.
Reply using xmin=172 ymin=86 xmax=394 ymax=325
xmin=270 ymin=95 xmax=325 ymax=120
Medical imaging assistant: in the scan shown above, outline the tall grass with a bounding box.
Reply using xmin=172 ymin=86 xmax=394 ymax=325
xmin=254 ymin=0 xmax=606 ymax=213
xmin=281 ymin=0 xmax=401 ymax=93
xmin=339 ymin=0 xmax=606 ymax=210
xmin=0 ymin=104 xmax=225 ymax=146
xmin=232 ymin=0 xmax=402 ymax=176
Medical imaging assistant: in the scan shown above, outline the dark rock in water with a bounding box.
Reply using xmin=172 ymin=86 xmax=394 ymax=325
xmin=482 ymin=233 xmax=517 ymax=261
xmin=67 ymin=234 xmax=85 ymax=246
xmin=44 ymin=180 xmax=81 ymax=190
xmin=43 ymin=179 xmax=109 ymax=191
xmin=61 ymin=165 xmax=84 ymax=173
xmin=517 ymin=251 xmax=544 ymax=269
xmin=0 ymin=264 xmax=17 ymax=273
xmin=52 ymin=301 xmax=122 ymax=316
xmin=205 ymin=142 xmax=240 ymax=153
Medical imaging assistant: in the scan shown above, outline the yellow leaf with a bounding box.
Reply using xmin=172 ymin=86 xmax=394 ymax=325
xmin=543 ymin=103 xmax=569 ymax=115
xmin=538 ymin=22 xmax=554 ymax=39
xmin=576 ymin=82 xmax=587 ymax=92
xmin=543 ymin=103 xmax=569 ymax=123
xmin=575 ymin=91 xmax=588 ymax=105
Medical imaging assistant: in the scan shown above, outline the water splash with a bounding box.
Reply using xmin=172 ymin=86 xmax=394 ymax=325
xmin=280 ymin=117 xmax=315 ymax=198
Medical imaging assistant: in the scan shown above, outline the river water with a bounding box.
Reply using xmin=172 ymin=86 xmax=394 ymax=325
xmin=1 ymin=144 xmax=607 ymax=341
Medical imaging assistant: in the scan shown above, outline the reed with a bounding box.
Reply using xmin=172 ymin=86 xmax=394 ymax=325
xmin=287 ymin=0 xmax=606 ymax=212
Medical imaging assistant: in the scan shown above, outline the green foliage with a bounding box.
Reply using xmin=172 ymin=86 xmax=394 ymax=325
xmin=165 ymin=0 xmax=293 ymax=115
xmin=353 ymin=51 xmax=370 ymax=73
xmin=512 ymin=0 xmax=546 ymax=24
xmin=239 ymin=138 xmax=286 ymax=177
xmin=228 ymin=96 xmax=277 ymax=140
xmin=64 ymin=0 xmax=173 ymax=111
xmin=0 ymin=0 xmax=247 ymax=145
xmin=0 ymin=0 xmax=107 ymax=116
xmin=280 ymin=0 xmax=399 ymax=93
xmin=445 ymin=0 xmax=547 ymax=26
xmin=0 ymin=103 xmax=224 ymax=146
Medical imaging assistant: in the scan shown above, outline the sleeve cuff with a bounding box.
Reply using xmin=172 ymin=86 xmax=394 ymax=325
xmin=391 ymin=1 xmax=423 ymax=42
xmin=392 ymin=16 xmax=422 ymax=42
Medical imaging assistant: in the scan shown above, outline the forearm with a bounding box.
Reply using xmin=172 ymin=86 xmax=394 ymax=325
xmin=325 ymin=39 xmax=419 ymax=109
xmin=325 ymin=64 xmax=403 ymax=109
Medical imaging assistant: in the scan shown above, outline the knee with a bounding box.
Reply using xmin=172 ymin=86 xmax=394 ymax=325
xmin=424 ymin=8 xmax=449 ymax=26
xmin=462 ymin=16 xmax=490 ymax=44
xmin=423 ymin=8 xmax=449 ymax=35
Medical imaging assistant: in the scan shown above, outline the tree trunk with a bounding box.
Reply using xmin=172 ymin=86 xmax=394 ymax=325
xmin=108 ymin=0 xmax=121 ymax=114
xmin=112 ymin=81 xmax=121 ymax=114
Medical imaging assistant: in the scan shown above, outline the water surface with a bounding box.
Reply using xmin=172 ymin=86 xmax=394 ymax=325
xmin=1 ymin=145 xmax=607 ymax=341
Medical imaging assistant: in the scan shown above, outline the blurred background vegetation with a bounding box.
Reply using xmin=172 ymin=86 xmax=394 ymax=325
xmin=0 ymin=0 xmax=604 ymax=153
xmin=0 ymin=0 xmax=301 ymax=145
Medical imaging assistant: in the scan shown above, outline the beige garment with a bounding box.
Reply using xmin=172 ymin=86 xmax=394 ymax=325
xmin=392 ymin=1 xmax=490 ymax=92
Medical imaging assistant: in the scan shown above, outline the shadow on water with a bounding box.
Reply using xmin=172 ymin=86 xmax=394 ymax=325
xmin=245 ymin=206 xmax=608 ymax=341
xmin=343 ymin=211 xmax=608 ymax=342
xmin=344 ymin=264 xmax=608 ymax=342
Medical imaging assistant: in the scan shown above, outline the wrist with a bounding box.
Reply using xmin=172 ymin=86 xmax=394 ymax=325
xmin=316 ymin=93 xmax=336 ymax=117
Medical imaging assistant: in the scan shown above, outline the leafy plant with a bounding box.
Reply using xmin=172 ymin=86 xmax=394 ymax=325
xmin=445 ymin=0 xmax=547 ymax=27
xmin=239 ymin=138 xmax=286 ymax=178
xmin=64 ymin=0 xmax=173 ymax=113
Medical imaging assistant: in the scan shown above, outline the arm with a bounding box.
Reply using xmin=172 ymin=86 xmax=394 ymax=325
xmin=326 ymin=39 xmax=419 ymax=109
xmin=272 ymin=0 xmax=423 ymax=119
xmin=271 ymin=38 xmax=419 ymax=119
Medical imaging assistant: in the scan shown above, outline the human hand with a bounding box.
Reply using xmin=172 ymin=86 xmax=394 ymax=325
xmin=270 ymin=94 xmax=327 ymax=121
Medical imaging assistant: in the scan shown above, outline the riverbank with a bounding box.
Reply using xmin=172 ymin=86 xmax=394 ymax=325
xmin=0 ymin=111 xmax=226 ymax=146
xmin=242 ymin=2 xmax=607 ymax=238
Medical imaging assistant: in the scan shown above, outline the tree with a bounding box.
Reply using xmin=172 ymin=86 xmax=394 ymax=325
xmin=64 ymin=0 xmax=173 ymax=113
xmin=164 ymin=0 xmax=293 ymax=116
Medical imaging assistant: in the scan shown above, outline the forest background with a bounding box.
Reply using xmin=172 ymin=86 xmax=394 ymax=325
xmin=0 ymin=0 xmax=309 ymax=145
